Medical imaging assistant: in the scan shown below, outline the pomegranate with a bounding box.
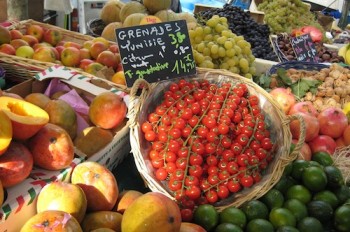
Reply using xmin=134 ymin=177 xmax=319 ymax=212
xmin=288 ymin=101 xmax=318 ymax=117
xmin=318 ymin=107 xmax=348 ymax=139
xmin=269 ymin=88 xmax=296 ymax=114
xmin=308 ymin=135 xmax=337 ymax=155
xmin=292 ymin=139 xmax=312 ymax=161
xmin=289 ymin=112 xmax=320 ymax=142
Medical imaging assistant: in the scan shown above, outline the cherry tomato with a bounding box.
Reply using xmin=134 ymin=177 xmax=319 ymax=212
xmin=141 ymin=122 xmax=153 ymax=133
xmin=217 ymin=185 xmax=230 ymax=199
xmin=173 ymin=118 xmax=186 ymax=130
xmin=172 ymin=169 xmax=185 ymax=181
xmin=180 ymin=208 xmax=193 ymax=222
xmin=237 ymin=154 xmax=249 ymax=167
xmin=240 ymin=175 xmax=254 ymax=188
xmin=227 ymin=161 xmax=239 ymax=174
xmin=185 ymin=185 xmax=201 ymax=200
xmin=227 ymin=179 xmax=241 ymax=193
xmin=144 ymin=130 xmax=157 ymax=142
xmin=189 ymin=165 xmax=203 ymax=178
xmin=155 ymin=167 xmax=168 ymax=181
xmin=205 ymin=189 xmax=218 ymax=204
xmin=176 ymin=157 xmax=187 ymax=170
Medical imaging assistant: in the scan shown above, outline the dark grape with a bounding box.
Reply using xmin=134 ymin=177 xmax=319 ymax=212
xmin=195 ymin=4 xmax=278 ymax=61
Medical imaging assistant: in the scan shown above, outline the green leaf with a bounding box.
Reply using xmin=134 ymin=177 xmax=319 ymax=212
xmin=254 ymin=74 xmax=271 ymax=89
xmin=276 ymin=68 xmax=293 ymax=86
xmin=290 ymin=78 xmax=322 ymax=98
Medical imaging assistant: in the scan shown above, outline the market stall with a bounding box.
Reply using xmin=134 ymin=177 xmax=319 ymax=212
xmin=0 ymin=0 xmax=350 ymax=231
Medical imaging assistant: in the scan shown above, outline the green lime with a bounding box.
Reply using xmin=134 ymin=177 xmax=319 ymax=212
xmin=260 ymin=188 xmax=284 ymax=210
xmin=283 ymin=199 xmax=308 ymax=222
xmin=286 ymin=185 xmax=312 ymax=204
xmin=308 ymin=160 xmax=323 ymax=168
xmin=269 ymin=207 xmax=296 ymax=228
xmin=291 ymin=160 xmax=310 ymax=180
xmin=283 ymin=163 xmax=293 ymax=176
xmin=240 ymin=200 xmax=269 ymax=221
xmin=324 ymin=165 xmax=345 ymax=189
xmin=246 ymin=219 xmax=274 ymax=232
xmin=311 ymin=151 xmax=333 ymax=166
xmin=274 ymin=175 xmax=297 ymax=195
xmin=219 ymin=207 xmax=246 ymax=228
xmin=276 ymin=226 xmax=300 ymax=232
xmin=301 ymin=166 xmax=327 ymax=192
xmin=297 ymin=217 xmax=323 ymax=232
xmin=307 ymin=200 xmax=334 ymax=223
xmin=193 ymin=204 xmax=219 ymax=231
xmin=313 ymin=190 xmax=339 ymax=209
xmin=333 ymin=185 xmax=350 ymax=205
xmin=334 ymin=204 xmax=350 ymax=232
xmin=215 ymin=223 xmax=243 ymax=232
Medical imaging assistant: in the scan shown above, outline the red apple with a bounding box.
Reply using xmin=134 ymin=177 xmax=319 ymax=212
xmin=10 ymin=39 xmax=29 ymax=50
xmin=60 ymin=47 xmax=81 ymax=67
xmin=90 ymin=41 xmax=108 ymax=60
xmin=116 ymin=63 xmax=123 ymax=72
xmin=96 ymin=50 xmax=118 ymax=70
xmin=109 ymin=44 xmax=119 ymax=53
xmin=0 ymin=44 xmax=16 ymax=55
xmin=33 ymin=46 xmax=57 ymax=63
xmin=79 ymin=58 xmax=94 ymax=70
xmin=56 ymin=40 xmax=67 ymax=47
xmin=10 ymin=29 xmax=23 ymax=40
xmin=43 ymin=29 xmax=63 ymax=46
xmin=63 ymin=41 xmax=82 ymax=49
xmin=26 ymin=24 xmax=44 ymax=42
xmin=79 ymin=48 xmax=91 ymax=60
xmin=55 ymin=45 xmax=65 ymax=59
xmin=50 ymin=47 xmax=60 ymax=60
xmin=22 ymin=34 xmax=39 ymax=47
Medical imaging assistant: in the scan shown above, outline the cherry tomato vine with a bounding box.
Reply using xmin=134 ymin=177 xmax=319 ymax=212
xmin=141 ymin=78 xmax=275 ymax=220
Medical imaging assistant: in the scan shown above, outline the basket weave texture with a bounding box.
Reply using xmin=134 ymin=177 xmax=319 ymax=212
xmin=0 ymin=19 xmax=120 ymax=87
xmin=128 ymin=68 xmax=305 ymax=211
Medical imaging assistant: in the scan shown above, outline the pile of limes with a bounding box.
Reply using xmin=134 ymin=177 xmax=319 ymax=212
xmin=192 ymin=152 xmax=350 ymax=232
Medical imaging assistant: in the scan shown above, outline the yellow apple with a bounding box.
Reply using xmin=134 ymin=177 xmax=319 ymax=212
xmin=33 ymin=46 xmax=57 ymax=63
xmin=16 ymin=45 xmax=35 ymax=59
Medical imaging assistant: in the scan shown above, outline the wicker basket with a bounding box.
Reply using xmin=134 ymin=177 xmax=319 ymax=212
xmin=0 ymin=19 xmax=127 ymax=91
xmin=129 ymin=68 xmax=305 ymax=211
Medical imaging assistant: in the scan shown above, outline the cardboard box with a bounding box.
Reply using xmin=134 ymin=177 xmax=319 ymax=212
xmin=0 ymin=66 xmax=131 ymax=232
xmin=0 ymin=177 xmax=46 ymax=232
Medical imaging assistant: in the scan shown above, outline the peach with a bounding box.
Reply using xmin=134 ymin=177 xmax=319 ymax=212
xmin=79 ymin=48 xmax=91 ymax=60
xmin=24 ymin=92 xmax=51 ymax=109
xmin=88 ymin=92 xmax=127 ymax=129
xmin=71 ymin=161 xmax=119 ymax=212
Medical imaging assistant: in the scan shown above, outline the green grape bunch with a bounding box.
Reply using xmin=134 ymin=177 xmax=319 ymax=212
xmin=258 ymin=0 xmax=325 ymax=35
xmin=189 ymin=15 xmax=256 ymax=79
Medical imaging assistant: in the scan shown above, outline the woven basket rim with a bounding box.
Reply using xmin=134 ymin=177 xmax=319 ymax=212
xmin=128 ymin=68 xmax=305 ymax=211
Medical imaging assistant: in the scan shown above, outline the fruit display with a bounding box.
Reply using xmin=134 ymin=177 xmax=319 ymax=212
xmin=255 ymin=63 xmax=350 ymax=112
xmin=195 ymin=4 xmax=278 ymax=61
xmin=274 ymin=33 xmax=345 ymax=63
xmin=0 ymin=22 xmax=125 ymax=85
xmin=191 ymin=157 xmax=350 ymax=232
xmin=257 ymin=0 xmax=325 ymax=35
xmin=0 ymin=82 xmax=127 ymax=195
xmin=189 ymin=15 xmax=256 ymax=78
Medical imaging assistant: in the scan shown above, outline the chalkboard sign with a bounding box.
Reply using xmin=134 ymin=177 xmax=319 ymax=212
xmin=290 ymin=33 xmax=319 ymax=62
xmin=115 ymin=20 xmax=196 ymax=87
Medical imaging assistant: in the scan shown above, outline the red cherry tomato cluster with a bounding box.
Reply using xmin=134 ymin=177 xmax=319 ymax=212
xmin=141 ymin=78 xmax=274 ymax=216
